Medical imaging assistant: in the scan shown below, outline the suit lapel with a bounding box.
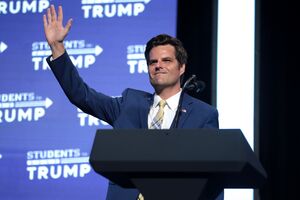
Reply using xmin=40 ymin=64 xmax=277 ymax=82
xmin=175 ymin=93 xmax=193 ymax=128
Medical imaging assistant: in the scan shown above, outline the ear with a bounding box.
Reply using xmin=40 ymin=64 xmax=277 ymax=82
xmin=179 ymin=64 xmax=186 ymax=76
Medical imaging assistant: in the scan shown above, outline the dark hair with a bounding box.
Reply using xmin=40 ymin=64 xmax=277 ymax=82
xmin=144 ymin=34 xmax=188 ymax=66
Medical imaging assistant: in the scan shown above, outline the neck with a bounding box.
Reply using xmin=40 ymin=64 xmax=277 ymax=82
xmin=155 ymin=86 xmax=182 ymax=100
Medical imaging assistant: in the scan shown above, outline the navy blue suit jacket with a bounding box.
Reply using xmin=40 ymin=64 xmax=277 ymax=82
xmin=47 ymin=52 xmax=223 ymax=200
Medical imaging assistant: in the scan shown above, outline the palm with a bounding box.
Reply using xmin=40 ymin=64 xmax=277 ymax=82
xmin=45 ymin=20 xmax=67 ymax=44
xmin=43 ymin=5 xmax=72 ymax=46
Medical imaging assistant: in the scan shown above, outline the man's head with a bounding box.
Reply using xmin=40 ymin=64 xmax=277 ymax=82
xmin=145 ymin=34 xmax=188 ymax=66
xmin=145 ymin=34 xmax=188 ymax=97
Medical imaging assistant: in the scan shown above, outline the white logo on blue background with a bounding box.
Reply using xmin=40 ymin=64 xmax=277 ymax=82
xmin=127 ymin=44 xmax=147 ymax=74
xmin=32 ymin=40 xmax=103 ymax=71
xmin=81 ymin=0 xmax=151 ymax=18
xmin=0 ymin=92 xmax=53 ymax=123
xmin=26 ymin=148 xmax=91 ymax=180
xmin=0 ymin=0 xmax=49 ymax=14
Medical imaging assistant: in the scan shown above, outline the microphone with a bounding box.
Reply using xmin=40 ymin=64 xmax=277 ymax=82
xmin=183 ymin=75 xmax=206 ymax=93
xmin=182 ymin=74 xmax=197 ymax=91
xmin=172 ymin=74 xmax=205 ymax=129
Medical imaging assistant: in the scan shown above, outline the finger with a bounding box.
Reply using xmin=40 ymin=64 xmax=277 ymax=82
xmin=57 ymin=5 xmax=63 ymax=23
xmin=65 ymin=18 xmax=73 ymax=33
xmin=50 ymin=4 xmax=57 ymax=22
xmin=43 ymin=15 xmax=48 ymax=29
xmin=47 ymin=7 xmax=52 ymax=23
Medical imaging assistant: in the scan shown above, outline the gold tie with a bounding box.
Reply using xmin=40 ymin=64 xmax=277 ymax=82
xmin=149 ymin=100 xmax=167 ymax=129
xmin=137 ymin=193 xmax=144 ymax=200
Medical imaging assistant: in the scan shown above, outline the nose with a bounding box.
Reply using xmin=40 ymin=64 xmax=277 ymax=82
xmin=155 ymin=61 xmax=163 ymax=70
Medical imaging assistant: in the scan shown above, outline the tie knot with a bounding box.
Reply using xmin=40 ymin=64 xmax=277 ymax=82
xmin=158 ymin=100 xmax=167 ymax=108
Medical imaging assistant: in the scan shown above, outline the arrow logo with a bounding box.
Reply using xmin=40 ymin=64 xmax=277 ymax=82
xmin=0 ymin=42 xmax=8 ymax=53
xmin=26 ymin=156 xmax=90 ymax=166
xmin=0 ymin=98 xmax=53 ymax=109
xmin=32 ymin=45 xmax=103 ymax=57
xmin=127 ymin=53 xmax=145 ymax=60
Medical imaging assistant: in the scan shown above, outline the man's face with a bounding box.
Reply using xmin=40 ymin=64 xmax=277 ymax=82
xmin=148 ymin=45 xmax=185 ymax=92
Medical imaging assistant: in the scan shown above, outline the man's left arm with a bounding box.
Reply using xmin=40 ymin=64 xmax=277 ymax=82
xmin=203 ymin=108 xmax=219 ymax=128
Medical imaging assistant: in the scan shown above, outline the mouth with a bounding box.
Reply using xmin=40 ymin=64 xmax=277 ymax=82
xmin=154 ymin=72 xmax=167 ymax=75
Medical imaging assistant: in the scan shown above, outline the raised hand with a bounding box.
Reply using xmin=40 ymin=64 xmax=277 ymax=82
xmin=43 ymin=5 xmax=72 ymax=59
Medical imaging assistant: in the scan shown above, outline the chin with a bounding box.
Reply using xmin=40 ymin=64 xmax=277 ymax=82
xmin=152 ymin=82 xmax=169 ymax=91
xmin=151 ymin=79 xmax=165 ymax=86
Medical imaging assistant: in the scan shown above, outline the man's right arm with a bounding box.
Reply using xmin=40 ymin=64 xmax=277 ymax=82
xmin=44 ymin=5 xmax=121 ymax=125
xmin=46 ymin=51 xmax=121 ymax=125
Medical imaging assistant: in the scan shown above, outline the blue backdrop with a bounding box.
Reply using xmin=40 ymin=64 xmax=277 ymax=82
xmin=0 ymin=0 xmax=177 ymax=199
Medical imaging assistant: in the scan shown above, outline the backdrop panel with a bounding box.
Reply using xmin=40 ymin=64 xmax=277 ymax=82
xmin=0 ymin=0 xmax=177 ymax=199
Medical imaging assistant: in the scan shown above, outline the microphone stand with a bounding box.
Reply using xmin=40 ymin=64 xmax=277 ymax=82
xmin=172 ymin=75 xmax=197 ymax=129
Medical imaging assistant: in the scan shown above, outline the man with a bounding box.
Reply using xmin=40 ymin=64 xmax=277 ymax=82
xmin=44 ymin=5 xmax=223 ymax=200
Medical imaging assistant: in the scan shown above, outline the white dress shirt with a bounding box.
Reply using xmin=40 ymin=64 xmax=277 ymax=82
xmin=148 ymin=90 xmax=182 ymax=129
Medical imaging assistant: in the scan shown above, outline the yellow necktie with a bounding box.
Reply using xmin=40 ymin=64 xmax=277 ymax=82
xmin=137 ymin=193 xmax=144 ymax=200
xmin=149 ymin=99 xmax=167 ymax=129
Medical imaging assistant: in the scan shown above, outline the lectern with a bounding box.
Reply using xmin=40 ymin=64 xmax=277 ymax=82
xmin=89 ymin=129 xmax=267 ymax=200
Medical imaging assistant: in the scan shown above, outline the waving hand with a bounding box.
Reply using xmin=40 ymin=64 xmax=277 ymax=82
xmin=43 ymin=5 xmax=72 ymax=59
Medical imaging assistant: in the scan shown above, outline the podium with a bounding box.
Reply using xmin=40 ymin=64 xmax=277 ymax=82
xmin=89 ymin=129 xmax=267 ymax=200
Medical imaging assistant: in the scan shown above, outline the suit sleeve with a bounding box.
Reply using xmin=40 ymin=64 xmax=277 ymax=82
xmin=46 ymin=51 xmax=121 ymax=125
xmin=203 ymin=108 xmax=219 ymax=128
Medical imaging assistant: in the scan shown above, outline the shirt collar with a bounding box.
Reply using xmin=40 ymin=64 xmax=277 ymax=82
xmin=153 ymin=90 xmax=182 ymax=111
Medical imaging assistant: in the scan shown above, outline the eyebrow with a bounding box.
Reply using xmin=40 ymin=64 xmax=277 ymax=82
xmin=150 ymin=56 xmax=175 ymax=62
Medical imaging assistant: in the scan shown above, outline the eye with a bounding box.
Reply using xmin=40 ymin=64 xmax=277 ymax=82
xmin=162 ymin=58 xmax=172 ymax=63
xmin=149 ymin=60 xmax=157 ymax=65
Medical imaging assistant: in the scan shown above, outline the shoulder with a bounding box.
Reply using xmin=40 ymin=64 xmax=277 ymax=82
xmin=119 ymin=88 xmax=153 ymax=104
xmin=122 ymin=88 xmax=152 ymax=97
xmin=183 ymin=93 xmax=217 ymax=112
